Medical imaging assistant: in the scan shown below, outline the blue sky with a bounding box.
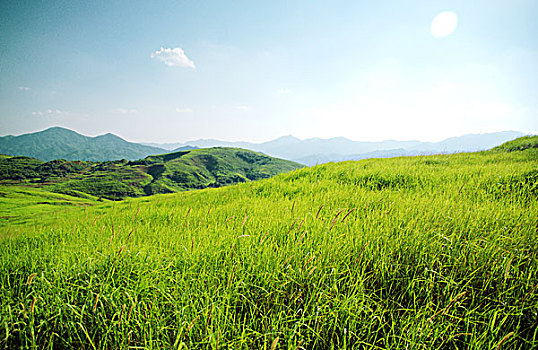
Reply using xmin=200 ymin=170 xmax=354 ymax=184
xmin=1 ymin=0 xmax=537 ymax=143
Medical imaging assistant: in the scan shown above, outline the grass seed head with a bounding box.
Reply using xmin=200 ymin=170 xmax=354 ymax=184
xmin=496 ymin=332 xmax=514 ymax=350
xmin=93 ymin=293 xmax=100 ymax=313
xmin=26 ymin=273 xmax=37 ymax=286
xmin=271 ymin=336 xmax=279 ymax=350
xmin=187 ymin=315 xmax=200 ymax=332
xmin=30 ymin=297 xmax=36 ymax=313
xmin=259 ymin=231 xmax=269 ymax=245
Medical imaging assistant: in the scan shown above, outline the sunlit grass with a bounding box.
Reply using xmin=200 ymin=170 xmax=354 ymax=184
xmin=1 ymin=149 xmax=537 ymax=349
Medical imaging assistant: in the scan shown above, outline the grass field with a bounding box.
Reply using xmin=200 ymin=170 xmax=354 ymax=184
xmin=0 ymin=185 xmax=99 ymax=235
xmin=0 ymin=142 xmax=537 ymax=349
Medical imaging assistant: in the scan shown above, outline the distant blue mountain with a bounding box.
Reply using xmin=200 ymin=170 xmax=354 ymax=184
xmin=0 ymin=127 xmax=166 ymax=161
xmin=168 ymin=131 xmax=526 ymax=165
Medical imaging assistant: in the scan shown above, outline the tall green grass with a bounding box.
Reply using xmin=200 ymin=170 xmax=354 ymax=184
xmin=1 ymin=149 xmax=537 ymax=349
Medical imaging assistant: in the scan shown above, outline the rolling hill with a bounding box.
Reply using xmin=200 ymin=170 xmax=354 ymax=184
xmin=0 ymin=147 xmax=302 ymax=200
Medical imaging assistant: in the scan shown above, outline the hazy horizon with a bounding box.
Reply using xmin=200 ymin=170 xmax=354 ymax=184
xmin=0 ymin=125 xmax=530 ymax=146
xmin=1 ymin=1 xmax=537 ymax=143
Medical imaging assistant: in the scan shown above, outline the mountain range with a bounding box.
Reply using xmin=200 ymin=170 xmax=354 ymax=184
xmin=0 ymin=127 xmax=167 ymax=161
xmin=153 ymin=131 xmax=526 ymax=165
xmin=0 ymin=127 xmax=527 ymax=165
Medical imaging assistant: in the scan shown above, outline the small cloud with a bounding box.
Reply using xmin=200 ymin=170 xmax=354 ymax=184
xmin=278 ymin=88 xmax=290 ymax=94
xmin=115 ymin=108 xmax=138 ymax=115
xmin=151 ymin=47 xmax=195 ymax=68
xmin=236 ymin=106 xmax=251 ymax=111
xmin=176 ymin=107 xmax=193 ymax=113
xmin=31 ymin=109 xmax=86 ymax=119
xmin=18 ymin=86 xmax=30 ymax=91
xmin=32 ymin=109 xmax=68 ymax=117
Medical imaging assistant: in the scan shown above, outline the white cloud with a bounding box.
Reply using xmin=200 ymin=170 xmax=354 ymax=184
xmin=236 ymin=106 xmax=251 ymax=111
xmin=278 ymin=88 xmax=290 ymax=95
xmin=176 ymin=107 xmax=193 ymax=113
xmin=31 ymin=109 xmax=88 ymax=120
xmin=32 ymin=109 xmax=67 ymax=116
xmin=115 ymin=108 xmax=138 ymax=115
xmin=151 ymin=47 xmax=195 ymax=68
xmin=18 ymin=86 xmax=30 ymax=91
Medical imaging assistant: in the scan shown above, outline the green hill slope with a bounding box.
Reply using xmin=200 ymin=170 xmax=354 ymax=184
xmin=0 ymin=138 xmax=536 ymax=348
xmin=0 ymin=147 xmax=303 ymax=200
xmin=0 ymin=127 xmax=166 ymax=161
xmin=0 ymin=185 xmax=99 ymax=229
xmin=492 ymin=135 xmax=538 ymax=152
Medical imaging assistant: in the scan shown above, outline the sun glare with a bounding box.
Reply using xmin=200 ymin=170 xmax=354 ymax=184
xmin=431 ymin=11 xmax=458 ymax=38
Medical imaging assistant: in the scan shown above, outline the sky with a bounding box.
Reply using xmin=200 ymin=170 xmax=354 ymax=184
xmin=1 ymin=0 xmax=537 ymax=143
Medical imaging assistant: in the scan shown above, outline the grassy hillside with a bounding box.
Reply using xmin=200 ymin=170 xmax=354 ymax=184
xmin=134 ymin=147 xmax=302 ymax=194
xmin=0 ymin=127 xmax=166 ymax=161
xmin=0 ymin=185 xmax=99 ymax=232
xmin=0 ymin=140 xmax=536 ymax=348
xmin=492 ymin=135 xmax=538 ymax=152
xmin=0 ymin=147 xmax=302 ymax=200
